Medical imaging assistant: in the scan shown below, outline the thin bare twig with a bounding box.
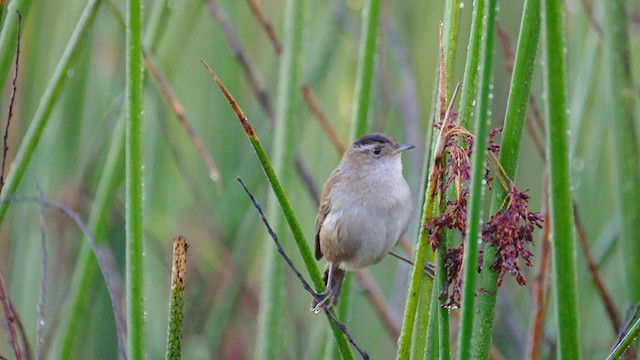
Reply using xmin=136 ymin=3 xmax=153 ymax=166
xmin=246 ymin=0 xmax=282 ymax=55
xmin=301 ymin=84 xmax=346 ymax=154
xmin=144 ymin=51 xmax=222 ymax=185
xmin=236 ymin=177 xmax=370 ymax=360
xmin=0 ymin=271 xmax=23 ymax=360
xmin=36 ymin=182 xmax=47 ymax=360
xmin=1 ymin=195 xmax=127 ymax=360
xmin=1 ymin=11 xmax=21 ymax=191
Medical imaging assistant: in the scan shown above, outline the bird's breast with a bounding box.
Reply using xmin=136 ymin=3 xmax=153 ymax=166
xmin=320 ymin=174 xmax=412 ymax=270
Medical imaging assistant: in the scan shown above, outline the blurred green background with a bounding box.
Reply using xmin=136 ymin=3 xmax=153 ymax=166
xmin=0 ymin=0 xmax=639 ymax=358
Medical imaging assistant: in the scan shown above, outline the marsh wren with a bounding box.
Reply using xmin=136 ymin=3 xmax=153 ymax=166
xmin=312 ymin=133 xmax=414 ymax=312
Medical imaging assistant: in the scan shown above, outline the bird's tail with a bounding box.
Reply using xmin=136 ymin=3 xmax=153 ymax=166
xmin=311 ymin=264 xmax=345 ymax=311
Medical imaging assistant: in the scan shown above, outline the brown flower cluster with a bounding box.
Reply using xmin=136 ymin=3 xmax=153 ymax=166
xmin=425 ymin=120 xmax=542 ymax=307
xmin=482 ymin=182 xmax=543 ymax=286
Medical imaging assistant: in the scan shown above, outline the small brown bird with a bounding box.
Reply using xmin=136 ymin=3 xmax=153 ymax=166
xmin=312 ymin=133 xmax=414 ymax=312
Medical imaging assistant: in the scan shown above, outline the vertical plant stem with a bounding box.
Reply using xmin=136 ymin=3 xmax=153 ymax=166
xmin=471 ymin=0 xmax=540 ymax=358
xmin=396 ymin=156 xmax=438 ymax=359
xmin=166 ymin=236 xmax=188 ymax=360
xmin=255 ymin=0 xmax=305 ymax=358
xmin=0 ymin=0 xmax=31 ymax=86
xmin=442 ymin=0 xmax=461 ymax=88
xmin=603 ymin=0 xmax=640 ymax=302
xmin=457 ymin=0 xmax=485 ymax=127
xmin=412 ymin=275 xmax=433 ymax=360
xmin=437 ymin=240 xmax=450 ymax=360
xmin=423 ymin=283 xmax=440 ymax=360
xmin=457 ymin=0 xmax=496 ymax=358
xmin=542 ymin=0 xmax=581 ymax=358
xmin=125 ymin=0 xmax=145 ymax=356
xmin=0 ymin=0 xmax=101 ymax=225
xmin=350 ymin=0 xmax=381 ymax=138
xmin=435 ymin=2 xmax=460 ymax=357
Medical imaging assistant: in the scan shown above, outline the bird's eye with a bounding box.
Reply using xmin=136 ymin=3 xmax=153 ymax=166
xmin=372 ymin=147 xmax=381 ymax=155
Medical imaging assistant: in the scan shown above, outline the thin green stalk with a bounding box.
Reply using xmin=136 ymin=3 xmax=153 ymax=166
xmin=203 ymin=63 xmax=356 ymax=360
xmin=604 ymin=0 xmax=640 ymax=302
xmin=457 ymin=0 xmax=485 ymax=127
xmin=607 ymin=314 xmax=640 ymax=360
xmin=434 ymin=3 xmax=461 ymax=357
xmin=125 ymin=0 xmax=145 ymax=356
xmin=0 ymin=0 xmax=100 ymax=225
xmin=412 ymin=275 xmax=432 ymax=360
xmin=457 ymin=0 xmax=496 ymax=358
xmin=423 ymin=283 xmax=440 ymax=360
xmin=471 ymin=0 xmax=540 ymax=358
xmin=54 ymin=114 xmax=125 ymax=359
xmin=542 ymin=0 xmax=581 ymax=358
xmin=256 ymin=0 xmax=305 ymax=359
xmin=350 ymin=0 xmax=381 ymax=138
xmin=442 ymin=0 xmax=461 ymax=88
xmin=406 ymin=1 xmax=461 ymax=353
xmin=396 ymin=160 xmax=438 ymax=359
xmin=165 ymin=236 xmax=188 ymax=360
xmin=0 ymin=0 xmax=31 ymax=87
xmin=437 ymin=240 xmax=450 ymax=360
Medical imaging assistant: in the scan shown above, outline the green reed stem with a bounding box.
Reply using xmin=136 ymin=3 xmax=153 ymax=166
xmin=457 ymin=0 xmax=484 ymax=127
xmin=457 ymin=0 xmax=496 ymax=358
xmin=125 ymin=0 xmax=145 ymax=356
xmin=542 ymin=0 xmax=581 ymax=358
xmin=471 ymin=0 xmax=540 ymax=358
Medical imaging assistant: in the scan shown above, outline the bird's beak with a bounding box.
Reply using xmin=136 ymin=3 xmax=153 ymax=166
xmin=393 ymin=143 xmax=415 ymax=154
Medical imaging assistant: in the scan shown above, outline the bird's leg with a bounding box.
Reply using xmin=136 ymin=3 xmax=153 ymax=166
xmin=312 ymin=263 xmax=335 ymax=313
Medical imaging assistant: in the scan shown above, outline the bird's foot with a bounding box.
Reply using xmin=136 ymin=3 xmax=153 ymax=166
xmin=311 ymin=290 xmax=335 ymax=313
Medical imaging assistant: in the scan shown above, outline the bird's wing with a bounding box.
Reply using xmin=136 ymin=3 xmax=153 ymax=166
xmin=315 ymin=168 xmax=340 ymax=260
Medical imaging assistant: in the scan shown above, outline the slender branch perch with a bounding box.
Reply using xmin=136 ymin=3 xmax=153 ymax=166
xmin=237 ymin=177 xmax=369 ymax=359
